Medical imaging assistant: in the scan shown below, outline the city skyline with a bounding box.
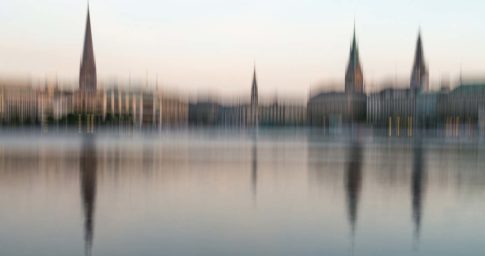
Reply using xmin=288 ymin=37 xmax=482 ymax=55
xmin=1 ymin=0 xmax=485 ymax=98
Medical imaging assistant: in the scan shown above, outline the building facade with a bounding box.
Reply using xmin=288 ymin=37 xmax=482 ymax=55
xmin=0 ymin=83 xmax=39 ymax=124
xmin=367 ymin=31 xmax=431 ymax=134
xmin=259 ymin=101 xmax=306 ymax=126
xmin=104 ymin=87 xmax=188 ymax=127
xmin=308 ymin=27 xmax=367 ymax=127
xmin=367 ymin=88 xmax=415 ymax=135
xmin=437 ymin=83 xmax=485 ymax=134
xmin=308 ymin=92 xmax=366 ymax=127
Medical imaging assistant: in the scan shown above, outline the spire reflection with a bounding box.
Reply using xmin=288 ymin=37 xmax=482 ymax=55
xmin=251 ymin=136 xmax=258 ymax=204
xmin=411 ymin=138 xmax=426 ymax=245
xmin=345 ymin=138 xmax=363 ymax=238
xmin=80 ymin=135 xmax=97 ymax=256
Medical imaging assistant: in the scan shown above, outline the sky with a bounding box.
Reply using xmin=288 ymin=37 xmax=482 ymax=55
xmin=0 ymin=0 xmax=484 ymax=98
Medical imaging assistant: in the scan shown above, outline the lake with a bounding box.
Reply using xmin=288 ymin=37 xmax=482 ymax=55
xmin=0 ymin=128 xmax=484 ymax=256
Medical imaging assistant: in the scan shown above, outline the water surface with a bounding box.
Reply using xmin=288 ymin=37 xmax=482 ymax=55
xmin=0 ymin=129 xmax=484 ymax=256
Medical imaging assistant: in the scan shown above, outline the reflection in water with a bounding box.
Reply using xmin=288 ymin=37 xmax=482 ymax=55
xmin=251 ymin=139 xmax=258 ymax=203
xmin=2 ymin=131 xmax=485 ymax=256
xmin=345 ymin=138 xmax=363 ymax=241
xmin=80 ymin=136 xmax=97 ymax=256
xmin=411 ymin=139 xmax=426 ymax=244
xmin=143 ymin=144 xmax=155 ymax=174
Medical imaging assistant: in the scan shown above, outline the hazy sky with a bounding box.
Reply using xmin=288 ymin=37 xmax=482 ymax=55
xmin=0 ymin=0 xmax=484 ymax=97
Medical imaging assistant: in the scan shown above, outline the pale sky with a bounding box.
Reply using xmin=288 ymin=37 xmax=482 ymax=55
xmin=0 ymin=0 xmax=484 ymax=98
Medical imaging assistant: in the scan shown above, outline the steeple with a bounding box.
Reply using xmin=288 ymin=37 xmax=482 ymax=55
xmin=352 ymin=23 xmax=357 ymax=59
xmin=251 ymin=65 xmax=258 ymax=106
xmin=250 ymin=65 xmax=259 ymax=127
xmin=345 ymin=25 xmax=364 ymax=94
xmin=410 ymin=31 xmax=428 ymax=91
xmin=79 ymin=5 xmax=97 ymax=92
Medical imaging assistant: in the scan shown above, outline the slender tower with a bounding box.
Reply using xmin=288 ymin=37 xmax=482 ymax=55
xmin=250 ymin=66 xmax=259 ymax=127
xmin=345 ymin=26 xmax=364 ymax=94
xmin=79 ymin=5 xmax=97 ymax=92
xmin=410 ymin=32 xmax=428 ymax=91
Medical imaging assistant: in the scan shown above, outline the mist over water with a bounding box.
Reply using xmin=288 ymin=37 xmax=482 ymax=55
xmin=0 ymin=129 xmax=485 ymax=256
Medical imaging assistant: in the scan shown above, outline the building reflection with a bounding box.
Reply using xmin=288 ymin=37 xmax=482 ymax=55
xmin=306 ymin=133 xmax=345 ymax=190
xmin=80 ymin=135 xmax=97 ymax=256
xmin=143 ymin=143 xmax=155 ymax=176
xmin=345 ymin=138 xmax=363 ymax=238
xmin=411 ymin=138 xmax=426 ymax=244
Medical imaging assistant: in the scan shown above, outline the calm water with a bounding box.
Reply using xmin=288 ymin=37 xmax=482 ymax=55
xmin=1 ymin=129 xmax=485 ymax=256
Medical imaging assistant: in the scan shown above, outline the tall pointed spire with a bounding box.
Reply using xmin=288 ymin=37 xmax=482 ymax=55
xmin=251 ymin=65 xmax=258 ymax=105
xmin=352 ymin=20 xmax=357 ymax=54
xmin=345 ymin=24 xmax=364 ymax=94
xmin=79 ymin=4 xmax=97 ymax=92
xmin=250 ymin=64 xmax=259 ymax=127
xmin=410 ymin=31 xmax=428 ymax=91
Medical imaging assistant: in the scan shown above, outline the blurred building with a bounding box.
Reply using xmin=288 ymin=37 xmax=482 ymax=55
xmin=188 ymin=98 xmax=305 ymax=127
xmin=104 ymin=87 xmax=188 ymax=127
xmin=157 ymin=93 xmax=189 ymax=127
xmin=366 ymin=31 xmax=431 ymax=134
xmin=189 ymin=101 xmax=221 ymax=126
xmin=438 ymin=82 xmax=485 ymax=132
xmin=3 ymin=16 xmax=485 ymax=134
xmin=259 ymin=100 xmax=306 ymax=126
xmin=0 ymin=82 xmax=39 ymax=124
xmin=368 ymin=80 xmax=485 ymax=133
xmin=367 ymin=88 xmax=415 ymax=135
xmin=0 ymin=87 xmax=3 ymax=119
xmin=188 ymin=67 xmax=305 ymax=127
xmin=479 ymin=107 xmax=485 ymax=133
xmin=308 ymin=27 xmax=367 ymax=127
xmin=308 ymin=92 xmax=365 ymax=127
xmin=0 ymin=79 xmax=75 ymax=125
xmin=52 ymin=91 xmax=73 ymax=121
xmin=415 ymin=91 xmax=444 ymax=129
xmin=105 ymin=87 xmax=137 ymax=124
xmin=71 ymin=91 xmax=106 ymax=117
xmin=219 ymin=104 xmax=247 ymax=127
xmin=141 ymin=91 xmax=155 ymax=126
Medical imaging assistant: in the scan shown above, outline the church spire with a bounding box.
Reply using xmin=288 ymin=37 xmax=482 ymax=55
xmin=352 ymin=21 xmax=357 ymax=56
xmin=251 ymin=65 xmax=258 ymax=106
xmin=345 ymin=25 xmax=364 ymax=94
xmin=79 ymin=5 xmax=97 ymax=92
xmin=250 ymin=64 xmax=259 ymax=127
xmin=411 ymin=31 xmax=428 ymax=91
